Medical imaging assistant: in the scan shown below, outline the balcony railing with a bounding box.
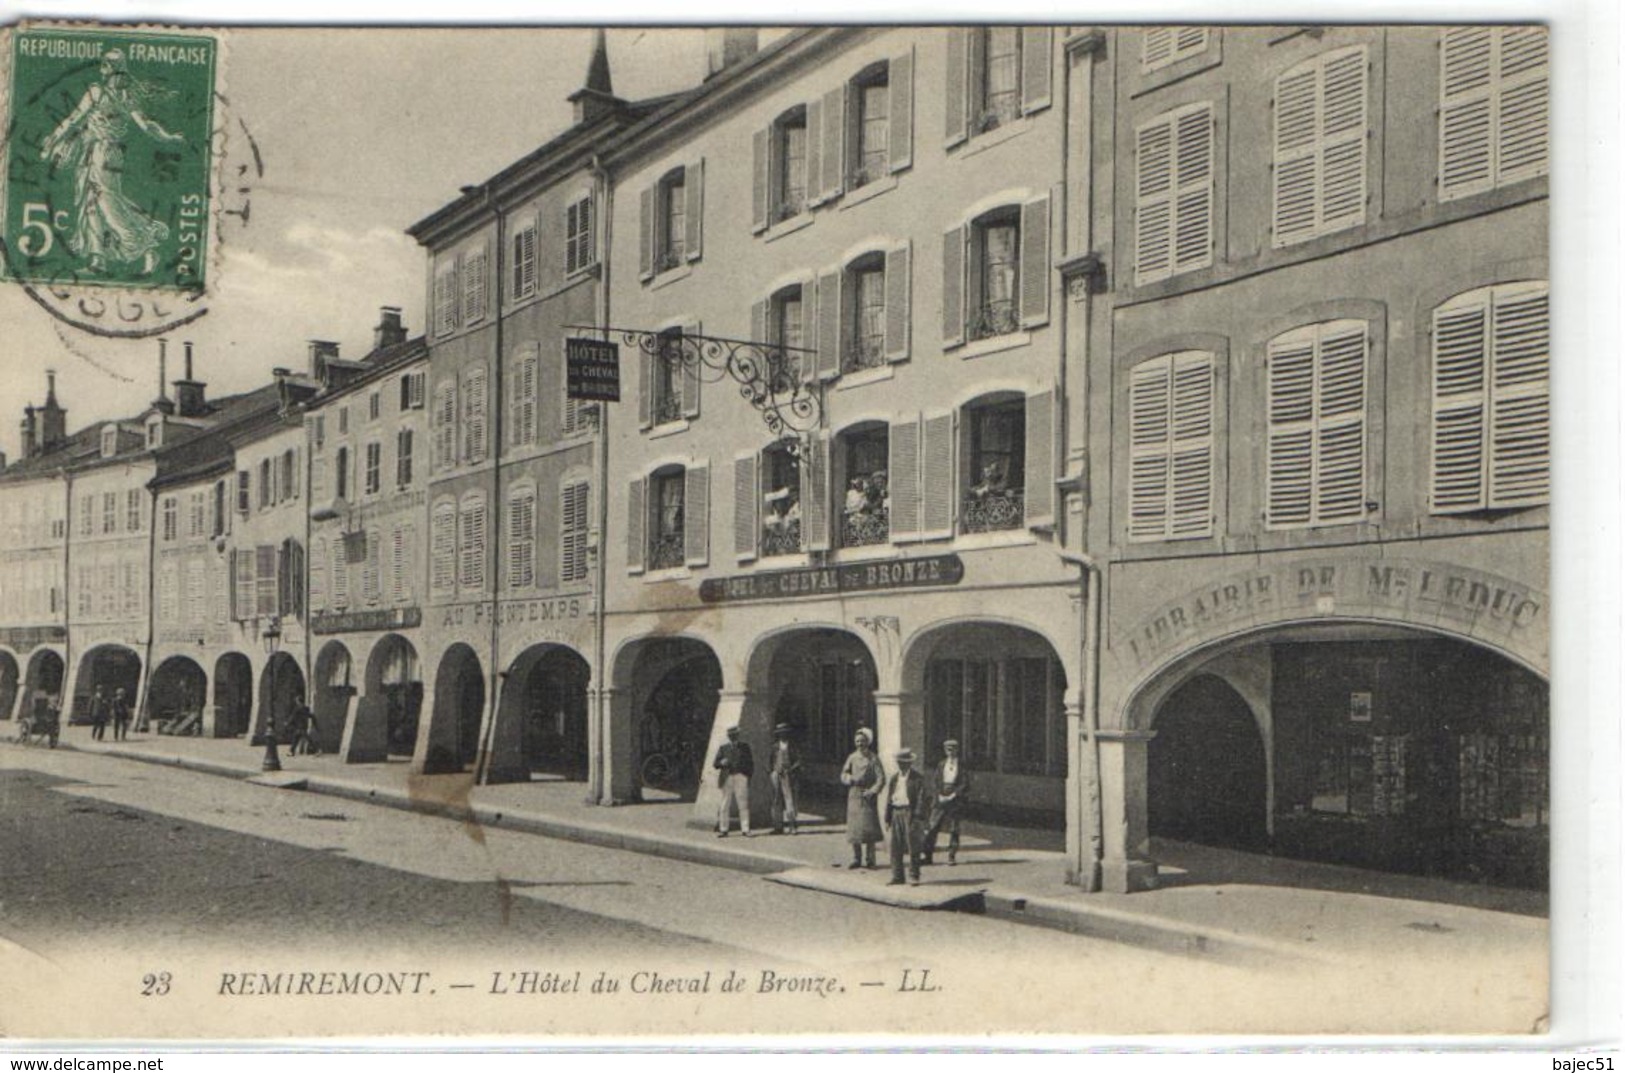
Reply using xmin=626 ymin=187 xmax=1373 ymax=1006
xmin=967 ymin=301 xmax=1020 ymax=342
xmin=648 ymin=532 xmax=686 ymax=571
xmin=843 ymin=338 xmax=887 ymax=374
xmin=841 ymin=506 xmax=890 ymax=548
xmin=760 ymin=517 xmax=803 ymax=558
xmin=962 ymin=488 xmax=1025 ymax=534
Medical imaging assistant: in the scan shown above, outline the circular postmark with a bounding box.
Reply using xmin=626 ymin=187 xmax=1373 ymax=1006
xmin=0 ymin=25 xmax=260 ymax=339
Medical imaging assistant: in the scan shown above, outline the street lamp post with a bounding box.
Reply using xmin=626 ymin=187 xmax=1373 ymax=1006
xmin=261 ymin=616 xmax=283 ymax=773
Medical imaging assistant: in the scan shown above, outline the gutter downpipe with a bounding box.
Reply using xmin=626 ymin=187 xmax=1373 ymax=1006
xmin=588 ymin=151 xmax=612 ymax=806
xmin=134 ymin=470 xmax=159 ymax=732
xmin=1057 ymin=548 xmax=1103 ymax=892
xmin=476 ymin=184 xmax=505 ymax=786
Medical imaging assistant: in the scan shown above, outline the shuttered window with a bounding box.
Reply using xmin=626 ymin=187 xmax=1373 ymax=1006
xmin=461 ymin=367 xmax=488 ymax=464
xmin=508 ymin=483 xmax=536 ymax=590
xmin=1266 ymin=321 xmax=1369 ymax=529
xmin=511 ymin=349 xmax=538 ymax=447
xmin=1273 ymin=46 xmax=1368 ymax=248
xmin=462 ymin=246 xmax=489 ymax=325
xmin=329 ymin=538 xmax=348 ymax=611
xmin=560 ymin=480 xmax=590 ymax=584
xmin=432 ymin=380 xmax=456 ymax=470
xmin=1129 ymin=351 xmax=1216 ymax=541
xmin=310 ymin=537 xmax=327 ymax=611
xmin=1134 ymin=102 xmax=1214 ymax=285
xmin=458 ymin=493 xmax=487 ymax=592
xmin=255 ymin=544 xmax=279 ymax=617
xmin=512 ymin=219 xmax=538 ymax=300
xmin=1439 ymin=27 xmax=1549 ymax=201
xmin=1142 ymin=27 xmax=1210 ymax=72
xmin=389 ymin=525 xmax=407 ymax=602
xmin=362 ymin=529 xmax=382 ymax=605
xmin=395 ymin=428 xmax=413 ymax=489
xmin=1431 ymin=281 xmax=1549 ymax=512
xmin=364 ymin=441 xmax=381 ymax=496
xmin=566 ymin=195 xmax=595 ymax=275
xmin=397 ymin=524 xmax=415 ymax=601
xmin=734 ymin=454 xmax=760 ymax=561
xmin=644 ymin=164 xmax=702 ymax=274
xmin=684 ymin=463 xmax=711 ymax=568
xmin=434 ymin=258 xmax=459 ymax=337
xmin=430 ymin=500 xmax=456 ymax=595
xmin=400 ymin=371 xmax=426 ymax=411
xmin=159 ymin=563 xmax=178 ymax=624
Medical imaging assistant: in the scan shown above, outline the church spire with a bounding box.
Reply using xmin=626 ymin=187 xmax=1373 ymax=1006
xmin=569 ymin=28 xmax=623 ymax=125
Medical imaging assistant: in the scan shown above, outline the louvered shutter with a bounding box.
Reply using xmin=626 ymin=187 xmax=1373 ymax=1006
xmin=920 ymin=412 xmax=957 ymax=539
xmin=509 ymin=485 xmax=535 ymax=589
xmin=734 ymin=454 xmax=759 ymax=560
xmin=1024 ymin=388 xmax=1056 ymax=528
xmin=1273 ymin=64 xmax=1319 ymax=245
xmin=310 ymin=537 xmax=327 ymax=611
xmin=1487 ymin=283 xmax=1549 ymax=506
xmin=1497 ymin=28 xmax=1549 ymax=186
xmin=639 ymin=185 xmax=656 ymax=278
xmin=751 ymin=129 xmax=770 ymax=233
xmin=431 ymin=502 xmax=455 ymax=594
xmin=311 ymin=451 xmax=329 ymax=501
xmin=1128 ymin=357 xmax=1173 ymax=540
xmin=1168 ymin=353 xmax=1216 ymax=538
xmin=460 ymin=496 xmax=487 ymax=591
xmin=1020 ymin=26 xmax=1053 ymax=114
xmin=816 ymin=268 xmax=841 ymax=380
xmin=362 ymin=530 xmax=381 ymax=605
xmin=514 ymin=221 xmax=537 ymax=297
xmin=637 ymin=346 xmax=653 ymax=429
xmin=681 ymin=321 xmax=702 ymax=419
xmin=1172 ymin=105 xmax=1214 ymax=274
xmin=942 ymin=224 xmax=966 ymax=347
xmin=512 ymin=350 xmax=538 ymax=447
xmin=1134 ymin=116 xmax=1174 ymax=284
xmin=945 ymin=27 xmax=969 ymax=147
xmin=390 ymin=525 xmax=406 ymax=602
xmin=463 ymin=247 xmax=488 ymax=324
xmin=889 ymin=47 xmax=914 ymax=172
xmin=330 ymin=532 xmax=349 ymax=609
xmin=821 ymin=85 xmax=845 ymax=202
xmin=889 ymin=416 xmax=921 ymax=541
xmin=751 ymin=299 xmax=768 ymax=352
xmin=805 ymin=99 xmax=824 ymax=208
xmin=1319 ymin=48 xmax=1369 ymax=235
xmin=1019 ymin=192 xmax=1051 ymax=328
xmin=684 ymin=158 xmax=704 ymax=262
xmin=1273 ymin=47 xmax=1367 ymax=247
xmin=1315 ymin=323 xmax=1368 ymax=524
xmin=560 ymin=482 xmax=590 ymax=585
xmin=627 ymin=478 xmax=646 ymax=573
xmin=255 ymin=545 xmax=278 ymax=617
xmin=1266 ymin=333 xmax=1316 ymax=528
xmin=1143 ymin=28 xmax=1175 ymax=70
xmin=1439 ymin=29 xmax=1495 ymax=200
xmin=464 ymin=369 xmax=488 ymax=463
xmin=884 ymin=242 xmax=911 ymax=361
xmin=684 ymin=463 xmax=710 ymax=568
xmin=802 ymin=434 xmax=831 ymax=552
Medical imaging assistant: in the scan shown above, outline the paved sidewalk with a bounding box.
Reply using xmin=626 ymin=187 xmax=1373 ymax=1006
xmin=12 ymin=728 xmax=1548 ymax=969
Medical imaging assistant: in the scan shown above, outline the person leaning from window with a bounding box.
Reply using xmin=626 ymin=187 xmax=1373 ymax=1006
xmin=841 ymin=727 xmax=885 ymax=869
xmin=713 ymin=725 xmax=754 ymax=838
xmin=971 ymin=459 xmax=1009 ymax=500
xmin=884 ymin=748 xmax=928 ymax=887
xmin=924 ymin=738 xmax=971 ymax=866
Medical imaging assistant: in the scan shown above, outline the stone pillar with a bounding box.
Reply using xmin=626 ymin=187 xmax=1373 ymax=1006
xmin=1063 ymin=698 xmax=1103 ymax=891
xmin=601 ymin=686 xmax=640 ymax=805
xmin=1097 ymin=727 xmax=1158 ymax=892
xmin=873 ymin=691 xmax=905 ymax=756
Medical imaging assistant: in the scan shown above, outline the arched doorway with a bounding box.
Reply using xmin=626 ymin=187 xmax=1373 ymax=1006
xmin=1149 ymin=675 xmax=1268 ymax=851
xmin=0 ymin=651 xmax=20 ymax=721
xmin=903 ymin=621 xmax=1069 ymax=822
xmin=366 ymin=635 xmax=423 ymax=759
xmin=747 ymin=628 xmax=877 ymax=811
xmin=615 ymin=638 xmax=721 ymax=801
xmin=72 ymin=645 xmax=142 ymax=725
xmin=254 ymin=652 xmax=306 ymax=745
xmin=146 ymin=656 xmax=208 ymax=734
xmin=313 ymin=642 xmax=355 ymax=754
xmin=212 ymin=653 xmax=253 ymax=737
xmin=21 ymin=649 xmax=66 ymax=726
xmin=489 ymin=645 xmax=591 ymax=784
xmin=425 ymin=644 xmax=484 ymax=774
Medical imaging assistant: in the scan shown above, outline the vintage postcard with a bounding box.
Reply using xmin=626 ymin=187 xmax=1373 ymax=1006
xmin=0 ymin=18 xmax=1580 ymax=1045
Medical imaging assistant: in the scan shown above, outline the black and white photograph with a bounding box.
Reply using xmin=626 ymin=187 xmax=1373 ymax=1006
xmin=0 ymin=9 xmax=1614 ymax=1049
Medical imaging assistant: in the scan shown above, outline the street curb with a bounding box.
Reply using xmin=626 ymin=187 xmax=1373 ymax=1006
xmin=24 ymin=740 xmax=1306 ymax=964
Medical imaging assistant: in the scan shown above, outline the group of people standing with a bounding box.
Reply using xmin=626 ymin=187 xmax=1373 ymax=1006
xmin=712 ymin=724 xmax=970 ymax=888
xmin=86 ymin=686 xmax=132 ymax=742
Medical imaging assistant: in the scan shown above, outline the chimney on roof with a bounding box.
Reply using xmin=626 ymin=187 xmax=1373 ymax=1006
xmin=308 ymin=340 xmax=340 ymax=375
xmin=19 ymin=404 xmax=37 ymax=461
xmin=373 ymin=307 xmax=407 ymax=351
xmin=38 ymin=368 xmax=67 ymax=451
xmin=704 ymin=28 xmax=758 ymax=80
xmin=151 ymin=340 xmax=175 ymax=416
xmin=173 ymin=340 xmax=208 ymax=418
xmin=569 ymin=28 xmax=624 ymax=125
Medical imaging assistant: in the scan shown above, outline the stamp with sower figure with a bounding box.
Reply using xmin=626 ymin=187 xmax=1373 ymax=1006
xmin=2 ymin=26 xmax=217 ymax=300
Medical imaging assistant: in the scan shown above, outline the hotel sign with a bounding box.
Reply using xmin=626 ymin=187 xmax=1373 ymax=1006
xmin=566 ymin=338 xmax=620 ymax=402
xmin=699 ymin=555 xmax=964 ymax=604
xmin=312 ymin=606 xmax=423 ymax=635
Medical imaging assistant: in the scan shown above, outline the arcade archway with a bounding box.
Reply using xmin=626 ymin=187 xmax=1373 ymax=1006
xmin=615 ymin=637 xmax=722 ymax=800
xmin=254 ymin=652 xmax=306 ymax=745
xmin=0 ymin=651 xmax=19 ymax=721
xmin=366 ymin=635 xmax=423 ymax=759
xmin=489 ymin=645 xmax=591 ymax=784
xmin=425 ymin=643 xmax=484 ymax=774
xmin=313 ymin=641 xmax=355 ymax=754
xmin=1149 ymin=674 xmax=1268 ymax=851
xmin=745 ymin=627 xmax=877 ymax=810
xmin=146 ymin=656 xmax=208 ymax=734
xmin=21 ymin=649 xmax=65 ymax=725
xmin=212 ymin=653 xmax=252 ymax=737
xmin=72 ymin=645 xmax=142 ymax=725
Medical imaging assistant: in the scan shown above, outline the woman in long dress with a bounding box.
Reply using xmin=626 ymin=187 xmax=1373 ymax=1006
xmin=840 ymin=727 xmax=885 ymax=869
xmin=39 ymin=49 xmax=183 ymax=276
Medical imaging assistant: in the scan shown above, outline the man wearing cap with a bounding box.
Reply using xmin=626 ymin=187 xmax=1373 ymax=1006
xmin=882 ymin=748 xmax=928 ymax=886
xmin=925 ymin=739 xmax=971 ymax=866
xmin=713 ymin=726 xmax=755 ymax=837
xmin=768 ymin=722 xmax=801 ymax=835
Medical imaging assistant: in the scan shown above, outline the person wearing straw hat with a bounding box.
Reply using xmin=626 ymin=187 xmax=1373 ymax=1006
xmin=768 ymin=722 xmax=801 ymax=835
xmin=712 ymin=726 xmax=755 ymax=837
xmin=883 ymin=747 xmax=928 ymax=886
xmin=840 ymin=728 xmax=884 ymax=868
xmin=924 ymin=739 xmax=971 ymax=866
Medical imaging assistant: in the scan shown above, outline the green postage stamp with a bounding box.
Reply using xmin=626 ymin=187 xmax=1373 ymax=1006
xmin=2 ymin=26 xmax=217 ymax=293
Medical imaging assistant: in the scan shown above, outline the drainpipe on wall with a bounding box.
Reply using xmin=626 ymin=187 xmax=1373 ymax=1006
xmin=1057 ymin=548 xmax=1103 ymax=892
xmin=60 ymin=469 xmax=74 ymax=718
xmin=134 ymin=473 xmax=159 ymax=731
xmin=587 ymin=151 xmax=613 ymax=806
xmin=476 ymin=185 xmax=506 ymax=786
